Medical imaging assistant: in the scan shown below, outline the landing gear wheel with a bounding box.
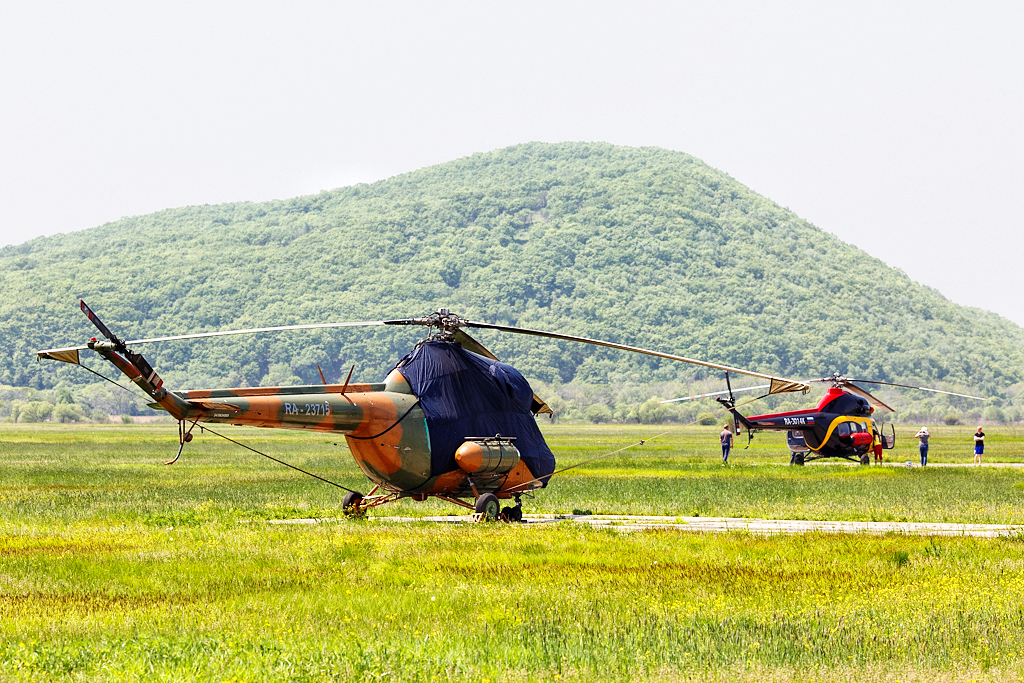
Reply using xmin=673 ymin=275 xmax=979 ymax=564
xmin=501 ymin=505 xmax=523 ymax=523
xmin=860 ymin=454 xmax=871 ymax=465
xmin=475 ymin=493 xmax=500 ymax=522
xmin=342 ymin=491 xmax=364 ymax=518
xmin=794 ymin=453 xmax=805 ymax=466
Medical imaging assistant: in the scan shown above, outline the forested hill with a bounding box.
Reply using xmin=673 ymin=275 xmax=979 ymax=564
xmin=2 ymin=142 xmax=1022 ymax=403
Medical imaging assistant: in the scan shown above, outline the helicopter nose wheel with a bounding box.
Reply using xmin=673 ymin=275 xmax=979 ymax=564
xmin=474 ymin=493 xmax=500 ymax=522
xmin=859 ymin=454 xmax=871 ymax=466
xmin=342 ymin=491 xmax=365 ymax=518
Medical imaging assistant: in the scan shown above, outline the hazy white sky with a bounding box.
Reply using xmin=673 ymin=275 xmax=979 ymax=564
xmin=2 ymin=2 xmax=1022 ymax=324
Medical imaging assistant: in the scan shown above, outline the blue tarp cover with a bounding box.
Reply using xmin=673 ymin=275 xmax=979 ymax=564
xmin=396 ymin=341 xmax=555 ymax=483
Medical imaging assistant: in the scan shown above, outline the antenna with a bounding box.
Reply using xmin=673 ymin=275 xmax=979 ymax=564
xmin=340 ymin=365 xmax=355 ymax=394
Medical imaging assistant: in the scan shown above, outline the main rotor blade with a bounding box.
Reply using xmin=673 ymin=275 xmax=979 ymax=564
xmin=465 ymin=321 xmax=810 ymax=394
xmin=659 ymin=384 xmax=771 ymax=404
xmin=123 ymin=320 xmax=387 ymax=345
xmin=844 ymin=378 xmax=987 ymax=401
xmin=844 ymin=381 xmax=896 ymax=413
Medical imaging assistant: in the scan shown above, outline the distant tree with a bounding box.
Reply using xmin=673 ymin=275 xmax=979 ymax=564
xmin=260 ymin=363 xmax=302 ymax=388
xmin=613 ymin=402 xmax=639 ymax=423
xmin=16 ymin=401 xmax=54 ymax=423
xmin=53 ymin=403 xmax=85 ymax=423
xmin=637 ymin=399 xmax=670 ymax=424
xmin=543 ymin=395 xmax=568 ymax=423
xmin=8 ymin=399 xmax=25 ymax=422
xmin=983 ymin=406 xmax=1006 ymax=424
xmin=584 ymin=403 xmax=613 ymax=424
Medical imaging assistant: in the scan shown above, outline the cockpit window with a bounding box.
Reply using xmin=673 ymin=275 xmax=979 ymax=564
xmin=837 ymin=422 xmax=851 ymax=438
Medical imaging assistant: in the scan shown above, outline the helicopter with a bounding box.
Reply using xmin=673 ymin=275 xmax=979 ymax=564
xmin=661 ymin=372 xmax=986 ymax=465
xmin=38 ymin=301 xmax=819 ymax=521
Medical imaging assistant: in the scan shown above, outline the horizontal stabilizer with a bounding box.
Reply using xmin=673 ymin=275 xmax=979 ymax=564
xmin=769 ymin=378 xmax=808 ymax=395
xmin=37 ymin=347 xmax=85 ymax=364
xmin=186 ymin=401 xmax=242 ymax=412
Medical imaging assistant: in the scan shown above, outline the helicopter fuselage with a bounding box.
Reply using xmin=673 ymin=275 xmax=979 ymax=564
xmin=167 ymin=367 xmax=539 ymax=498
xmin=728 ymin=387 xmax=893 ymax=461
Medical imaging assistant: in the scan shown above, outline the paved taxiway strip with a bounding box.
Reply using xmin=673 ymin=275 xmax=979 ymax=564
xmin=530 ymin=515 xmax=1024 ymax=536
xmin=795 ymin=461 xmax=1024 ymax=468
xmin=266 ymin=514 xmax=1024 ymax=537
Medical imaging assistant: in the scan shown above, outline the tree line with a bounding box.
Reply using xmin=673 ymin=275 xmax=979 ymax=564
xmin=1 ymin=142 xmax=1021 ymax=418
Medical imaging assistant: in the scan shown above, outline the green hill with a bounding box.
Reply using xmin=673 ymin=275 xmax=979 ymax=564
xmin=2 ymin=142 xmax=1021 ymax=420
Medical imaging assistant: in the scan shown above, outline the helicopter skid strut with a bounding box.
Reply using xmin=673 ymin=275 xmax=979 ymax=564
xmin=792 ymin=452 xmax=874 ymax=466
xmin=433 ymin=494 xmax=476 ymax=510
xmin=429 ymin=492 xmax=525 ymax=523
xmin=349 ymin=491 xmax=524 ymax=524
xmin=344 ymin=492 xmax=400 ymax=517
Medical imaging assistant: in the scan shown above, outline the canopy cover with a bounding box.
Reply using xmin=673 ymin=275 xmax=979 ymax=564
xmin=396 ymin=341 xmax=555 ymax=483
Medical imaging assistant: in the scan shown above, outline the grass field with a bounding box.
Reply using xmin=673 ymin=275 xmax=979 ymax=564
xmin=4 ymin=422 xmax=1024 ymax=681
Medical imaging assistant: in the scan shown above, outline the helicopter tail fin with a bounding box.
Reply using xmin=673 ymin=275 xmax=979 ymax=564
xmin=716 ymin=396 xmax=756 ymax=430
xmin=39 ymin=300 xmax=190 ymax=420
xmin=78 ymin=300 xmax=168 ymax=396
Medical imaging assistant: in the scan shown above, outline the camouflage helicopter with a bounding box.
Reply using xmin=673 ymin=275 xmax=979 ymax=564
xmin=38 ymin=301 xmax=818 ymax=521
xmin=662 ymin=372 xmax=986 ymax=464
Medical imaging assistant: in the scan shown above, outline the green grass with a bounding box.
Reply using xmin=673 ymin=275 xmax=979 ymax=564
xmin=6 ymin=422 xmax=1023 ymax=524
xmin=5 ymin=423 xmax=1024 ymax=681
xmin=5 ymin=523 xmax=1024 ymax=681
xmin=540 ymin=422 xmax=1024 ymax=466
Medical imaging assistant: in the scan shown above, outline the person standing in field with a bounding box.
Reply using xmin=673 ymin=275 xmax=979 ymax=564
xmin=915 ymin=426 xmax=929 ymax=466
xmin=720 ymin=424 xmax=734 ymax=465
xmin=973 ymin=426 xmax=985 ymax=465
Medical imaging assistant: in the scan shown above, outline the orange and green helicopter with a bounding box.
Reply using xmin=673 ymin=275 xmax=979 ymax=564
xmin=38 ymin=301 xmax=984 ymax=519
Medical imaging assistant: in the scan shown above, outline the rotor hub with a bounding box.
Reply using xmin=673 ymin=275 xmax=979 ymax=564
xmin=417 ymin=308 xmax=468 ymax=341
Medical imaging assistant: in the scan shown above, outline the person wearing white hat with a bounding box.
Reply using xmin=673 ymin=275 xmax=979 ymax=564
xmin=915 ymin=426 xmax=930 ymax=466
